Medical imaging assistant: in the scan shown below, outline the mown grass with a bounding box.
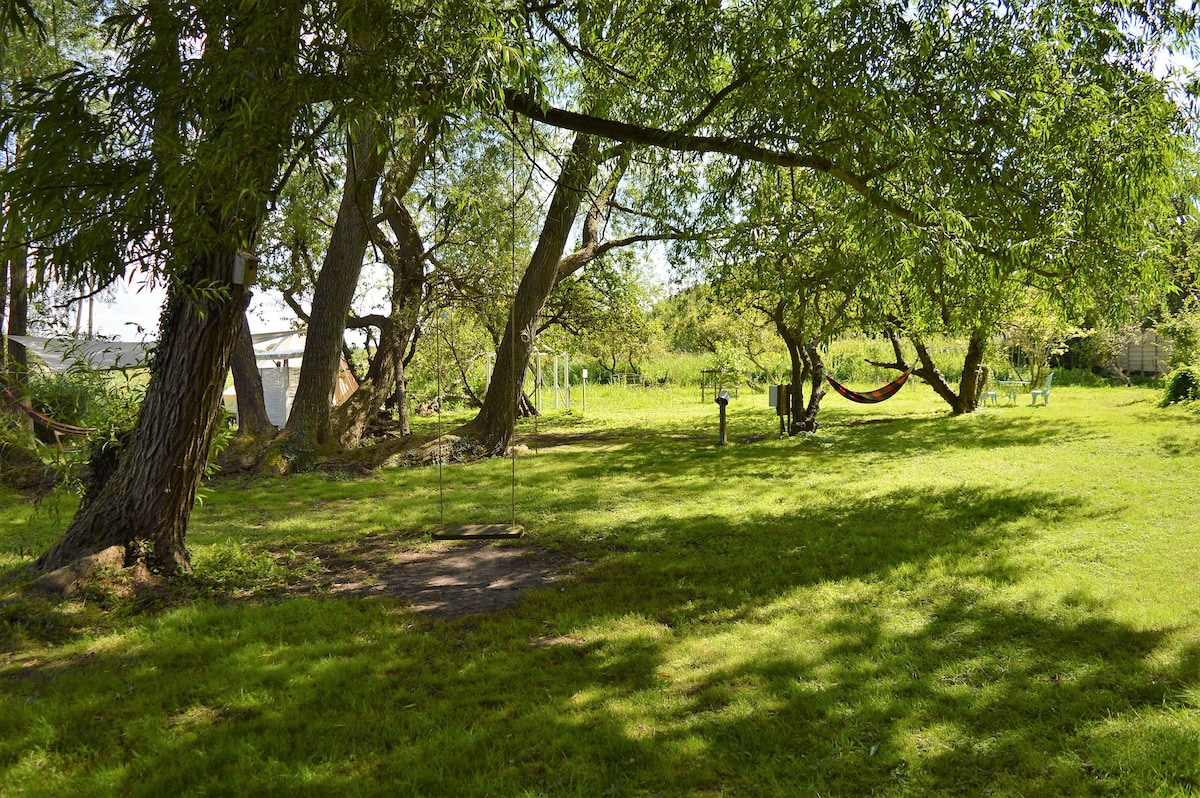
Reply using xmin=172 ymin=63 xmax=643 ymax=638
xmin=1 ymin=379 xmax=1198 ymax=796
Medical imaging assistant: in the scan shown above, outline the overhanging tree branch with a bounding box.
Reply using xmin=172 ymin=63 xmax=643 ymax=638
xmin=503 ymin=89 xmax=923 ymax=226
xmin=503 ymin=90 xmax=1033 ymax=267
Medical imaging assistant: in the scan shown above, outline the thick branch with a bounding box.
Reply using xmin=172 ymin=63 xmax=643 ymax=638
xmin=282 ymin=290 xmax=309 ymax=323
xmin=504 ymin=90 xmax=921 ymax=226
xmin=346 ymin=313 xmax=389 ymax=330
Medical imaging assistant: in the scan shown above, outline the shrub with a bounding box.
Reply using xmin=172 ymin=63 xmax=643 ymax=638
xmin=1159 ymin=366 xmax=1200 ymax=407
xmin=1157 ymin=307 xmax=1200 ymax=369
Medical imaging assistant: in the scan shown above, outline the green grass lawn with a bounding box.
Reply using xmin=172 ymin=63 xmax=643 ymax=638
xmin=2 ymin=381 xmax=1198 ymax=796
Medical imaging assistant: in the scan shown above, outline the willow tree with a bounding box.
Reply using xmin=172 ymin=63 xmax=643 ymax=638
xmin=462 ymin=0 xmax=715 ymax=453
xmin=697 ymin=168 xmax=887 ymax=432
xmin=500 ymin=0 xmax=1193 ymax=421
xmin=5 ymin=0 xmax=526 ymax=575
xmin=6 ymin=1 xmax=316 ymax=574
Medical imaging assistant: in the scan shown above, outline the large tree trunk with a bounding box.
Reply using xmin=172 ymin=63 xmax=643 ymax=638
xmin=37 ymin=0 xmax=304 ymax=575
xmin=792 ymin=342 xmax=826 ymax=433
xmin=331 ymin=191 xmax=425 ymax=448
xmin=38 ymin=259 xmax=252 ymax=574
xmin=462 ymin=133 xmax=600 ymax=453
xmin=283 ymin=121 xmax=385 ymax=452
xmin=385 ymin=329 xmax=420 ymax=435
xmin=230 ymin=311 xmax=276 ymax=438
xmin=911 ymin=328 xmax=987 ymax=415
xmin=771 ymin=303 xmax=825 ymax=434
xmin=0 ymin=237 xmax=21 ymax=433
xmin=1 ymin=237 xmax=8 ymax=358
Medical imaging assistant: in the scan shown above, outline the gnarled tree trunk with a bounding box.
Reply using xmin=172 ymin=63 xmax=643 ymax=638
xmin=772 ymin=302 xmax=825 ymax=434
xmin=282 ymin=121 xmax=385 ymax=454
xmin=874 ymin=325 xmax=988 ymax=415
xmin=332 ymin=190 xmax=425 ymax=448
xmin=39 ymin=260 xmax=252 ymax=574
xmin=37 ymin=0 xmax=304 ymax=575
xmin=461 ymin=132 xmax=600 ymax=454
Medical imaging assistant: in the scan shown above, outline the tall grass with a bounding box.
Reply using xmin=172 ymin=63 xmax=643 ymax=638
xmin=1 ymin=383 xmax=1198 ymax=796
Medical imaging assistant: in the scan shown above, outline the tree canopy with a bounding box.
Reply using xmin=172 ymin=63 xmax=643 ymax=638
xmin=2 ymin=0 xmax=1197 ymax=574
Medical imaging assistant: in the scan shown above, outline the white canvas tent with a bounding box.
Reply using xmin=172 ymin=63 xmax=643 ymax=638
xmin=223 ymin=329 xmax=358 ymax=427
xmin=9 ymin=330 xmax=308 ymax=374
xmin=9 ymin=330 xmax=356 ymax=429
xmin=7 ymin=336 xmax=153 ymax=372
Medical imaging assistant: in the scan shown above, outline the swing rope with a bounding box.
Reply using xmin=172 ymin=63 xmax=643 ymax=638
xmin=435 ymin=301 xmax=445 ymax=528
xmin=432 ymin=144 xmax=446 ymax=528
xmin=427 ymin=117 xmax=522 ymax=540
xmin=509 ymin=112 xmax=519 ymax=530
xmin=825 ymin=369 xmax=913 ymax=404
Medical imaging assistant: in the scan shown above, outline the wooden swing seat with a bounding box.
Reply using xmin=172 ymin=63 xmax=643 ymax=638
xmin=430 ymin=524 xmax=524 ymax=540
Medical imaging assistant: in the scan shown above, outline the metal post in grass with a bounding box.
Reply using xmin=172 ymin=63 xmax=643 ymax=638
xmin=581 ymin=368 xmax=587 ymax=413
xmin=715 ymin=390 xmax=730 ymax=446
xmin=537 ymin=348 xmax=547 ymax=410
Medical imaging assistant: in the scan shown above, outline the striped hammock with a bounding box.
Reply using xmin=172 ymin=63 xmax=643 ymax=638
xmin=1 ymin=382 xmax=97 ymax=435
xmin=825 ymin=370 xmax=912 ymax=404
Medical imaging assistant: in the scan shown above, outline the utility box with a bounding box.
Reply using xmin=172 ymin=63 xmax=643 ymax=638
xmin=769 ymin=384 xmax=791 ymax=415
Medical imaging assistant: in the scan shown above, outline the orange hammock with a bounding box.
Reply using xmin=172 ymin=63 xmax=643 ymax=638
xmin=825 ymin=370 xmax=913 ymax=404
xmin=1 ymin=382 xmax=96 ymax=435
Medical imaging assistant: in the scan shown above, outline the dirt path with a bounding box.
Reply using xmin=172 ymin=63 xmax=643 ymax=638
xmin=274 ymin=535 xmax=578 ymax=620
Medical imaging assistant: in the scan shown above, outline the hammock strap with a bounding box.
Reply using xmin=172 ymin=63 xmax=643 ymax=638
xmin=825 ymin=369 xmax=913 ymax=404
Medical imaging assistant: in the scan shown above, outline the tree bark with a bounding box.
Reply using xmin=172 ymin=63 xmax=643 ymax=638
xmin=230 ymin=311 xmax=276 ymax=438
xmin=384 ymin=328 xmax=420 ymax=434
xmin=771 ymin=302 xmax=824 ymax=434
xmin=910 ymin=329 xmax=987 ymax=414
xmin=39 ymin=259 xmax=252 ymax=574
xmin=793 ymin=341 xmax=826 ymax=433
xmin=331 ymin=190 xmax=425 ymax=448
xmin=283 ymin=121 xmax=385 ymax=452
xmin=37 ymin=0 xmax=305 ymax=575
xmin=873 ymin=325 xmax=988 ymax=415
xmin=0 ymin=236 xmax=8 ymax=359
xmin=461 ymin=132 xmax=600 ymax=454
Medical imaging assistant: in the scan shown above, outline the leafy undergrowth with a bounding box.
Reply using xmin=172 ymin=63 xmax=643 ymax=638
xmin=1 ymin=383 xmax=1198 ymax=796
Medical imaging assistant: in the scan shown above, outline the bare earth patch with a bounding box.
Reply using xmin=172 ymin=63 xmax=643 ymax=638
xmin=273 ymin=535 xmax=578 ymax=620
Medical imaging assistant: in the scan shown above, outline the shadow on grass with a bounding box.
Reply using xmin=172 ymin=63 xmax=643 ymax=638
xmin=4 ymin=556 xmax=1194 ymax=795
xmin=2 ymin=403 xmax=1196 ymax=794
xmin=11 ymin=478 xmax=1194 ymax=796
xmin=544 ymin=589 xmax=1198 ymax=795
xmin=546 ymin=482 xmax=1069 ymax=630
xmin=526 ymin=411 xmax=1097 ymax=487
